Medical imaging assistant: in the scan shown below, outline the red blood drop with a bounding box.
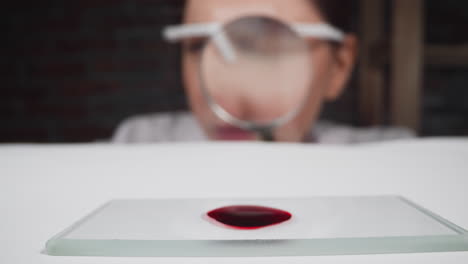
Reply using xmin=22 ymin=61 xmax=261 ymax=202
xmin=206 ymin=205 xmax=292 ymax=229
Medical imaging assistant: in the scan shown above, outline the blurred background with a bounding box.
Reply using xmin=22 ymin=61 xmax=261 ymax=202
xmin=2 ymin=0 xmax=468 ymax=143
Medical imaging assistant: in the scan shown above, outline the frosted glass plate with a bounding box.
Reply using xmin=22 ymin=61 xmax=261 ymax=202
xmin=45 ymin=196 xmax=468 ymax=257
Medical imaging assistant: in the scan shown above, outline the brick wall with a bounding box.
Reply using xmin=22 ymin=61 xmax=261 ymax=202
xmin=2 ymin=0 xmax=468 ymax=142
xmin=422 ymin=0 xmax=468 ymax=136
xmin=3 ymin=0 xmax=186 ymax=142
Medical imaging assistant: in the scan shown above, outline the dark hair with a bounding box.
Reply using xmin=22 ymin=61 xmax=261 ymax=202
xmin=314 ymin=0 xmax=357 ymax=33
xmin=182 ymin=0 xmax=357 ymax=34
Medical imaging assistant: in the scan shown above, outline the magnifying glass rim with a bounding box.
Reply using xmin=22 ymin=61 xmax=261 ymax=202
xmin=198 ymin=15 xmax=314 ymax=132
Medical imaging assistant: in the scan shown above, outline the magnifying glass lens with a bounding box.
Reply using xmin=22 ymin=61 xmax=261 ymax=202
xmin=201 ymin=17 xmax=313 ymax=126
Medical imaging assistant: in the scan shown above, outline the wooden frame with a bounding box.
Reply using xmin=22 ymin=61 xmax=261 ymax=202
xmin=390 ymin=0 xmax=424 ymax=133
xmin=358 ymin=0 xmax=386 ymax=126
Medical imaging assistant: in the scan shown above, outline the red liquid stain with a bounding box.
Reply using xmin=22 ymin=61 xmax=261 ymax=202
xmin=206 ymin=205 xmax=292 ymax=229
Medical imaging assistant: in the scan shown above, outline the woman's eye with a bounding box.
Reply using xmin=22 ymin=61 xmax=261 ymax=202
xmin=184 ymin=39 xmax=206 ymax=54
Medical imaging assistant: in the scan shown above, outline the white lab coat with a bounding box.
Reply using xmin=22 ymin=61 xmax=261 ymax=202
xmin=112 ymin=112 xmax=415 ymax=144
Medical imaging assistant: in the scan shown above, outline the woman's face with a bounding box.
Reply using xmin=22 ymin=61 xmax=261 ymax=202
xmin=183 ymin=0 xmax=356 ymax=142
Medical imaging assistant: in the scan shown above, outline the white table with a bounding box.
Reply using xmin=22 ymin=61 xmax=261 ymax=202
xmin=2 ymin=139 xmax=468 ymax=263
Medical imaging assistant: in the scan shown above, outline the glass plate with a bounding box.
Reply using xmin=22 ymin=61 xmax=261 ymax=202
xmin=45 ymin=196 xmax=468 ymax=257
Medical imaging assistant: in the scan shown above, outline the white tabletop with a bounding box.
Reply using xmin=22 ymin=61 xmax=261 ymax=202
xmin=2 ymin=139 xmax=468 ymax=263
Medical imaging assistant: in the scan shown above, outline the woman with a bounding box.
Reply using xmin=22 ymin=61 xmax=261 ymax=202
xmin=113 ymin=0 xmax=414 ymax=143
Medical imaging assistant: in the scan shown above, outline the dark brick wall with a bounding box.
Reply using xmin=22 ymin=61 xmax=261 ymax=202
xmin=3 ymin=0 xmax=186 ymax=142
xmin=422 ymin=0 xmax=468 ymax=136
xmin=424 ymin=67 xmax=468 ymax=136
xmin=2 ymin=0 xmax=468 ymax=142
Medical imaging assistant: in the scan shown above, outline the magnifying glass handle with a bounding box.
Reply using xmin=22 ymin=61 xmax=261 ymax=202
xmin=259 ymin=129 xmax=275 ymax=142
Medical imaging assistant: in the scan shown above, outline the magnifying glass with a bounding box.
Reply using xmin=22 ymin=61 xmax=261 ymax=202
xmin=199 ymin=17 xmax=314 ymax=141
xmin=163 ymin=16 xmax=345 ymax=142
